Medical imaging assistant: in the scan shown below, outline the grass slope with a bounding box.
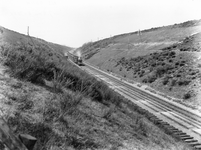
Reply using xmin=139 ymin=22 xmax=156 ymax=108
xmin=0 ymin=26 xmax=72 ymax=55
xmin=81 ymin=20 xmax=201 ymax=109
xmin=0 ymin=26 xmax=192 ymax=149
xmin=81 ymin=20 xmax=201 ymax=61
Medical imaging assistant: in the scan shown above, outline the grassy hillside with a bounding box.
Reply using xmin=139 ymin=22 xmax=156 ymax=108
xmin=81 ymin=20 xmax=201 ymax=60
xmin=0 ymin=27 xmax=191 ymax=149
xmin=81 ymin=20 xmax=201 ymax=109
xmin=0 ymin=26 xmax=72 ymax=55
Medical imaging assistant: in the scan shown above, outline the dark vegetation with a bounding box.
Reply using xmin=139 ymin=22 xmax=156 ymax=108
xmin=115 ymin=48 xmax=200 ymax=99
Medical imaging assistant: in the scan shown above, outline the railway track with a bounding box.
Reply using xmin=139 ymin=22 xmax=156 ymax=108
xmin=82 ymin=63 xmax=201 ymax=149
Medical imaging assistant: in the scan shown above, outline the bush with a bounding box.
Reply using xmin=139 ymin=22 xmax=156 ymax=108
xmin=170 ymin=79 xmax=177 ymax=86
xmin=143 ymin=74 xmax=157 ymax=83
xmin=169 ymin=59 xmax=173 ymax=63
xmin=180 ymin=63 xmax=185 ymax=66
xmin=175 ymin=62 xmax=179 ymax=66
xmin=183 ymin=92 xmax=192 ymax=99
xmin=2 ymin=44 xmax=57 ymax=84
xmin=155 ymin=66 xmax=166 ymax=77
xmin=156 ymin=64 xmax=174 ymax=78
xmin=198 ymin=63 xmax=201 ymax=68
xmin=162 ymin=76 xmax=170 ymax=85
xmin=177 ymin=79 xmax=191 ymax=86
xmin=169 ymin=51 xmax=176 ymax=56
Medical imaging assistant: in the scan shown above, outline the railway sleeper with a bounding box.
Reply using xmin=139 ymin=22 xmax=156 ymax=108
xmin=148 ymin=113 xmax=155 ymax=117
xmin=149 ymin=117 xmax=158 ymax=121
xmin=185 ymin=139 xmax=198 ymax=143
xmin=167 ymin=125 xmax=177 ymax=129
xmin=181 ymin=137 xmax=194 ymax=140
xmin=163 ymin=126 xmax=175 ymax=131
xmin=149 ymin=117 xmax=160 ymax=121
xmin=194 ymin=144 xmax=201 ymax=149
xmin=174 ymin=132 xmax=186 ymax=136
xmin=90 ymin=66 xmax=201 ymax=149
xmin=169 ymin=128 xmax=179 ymax=131
xmin=152 ymin=120 xmax=162 ymax=124
xmin=184 ymin=140 xmax=201 ymax=149
xmin=189 ymin=142 xmax=201 ymax=147
xmin=162 ymin=125 xmax=176 ymax=130
xmin=148 ymin=115 xmax=157 ymax=119
xmin=160 ymin=122 xmax=169 ymax=125
xmin=155 ymin=119 xmax=163 ymax=123
xmin=179 ymin=134 xmax=190 ymax=138
xmin=162 ymin=123 xmax=170 ymax=126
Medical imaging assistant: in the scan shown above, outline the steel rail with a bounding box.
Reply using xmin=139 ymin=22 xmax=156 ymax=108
xmin=83 ymin=63 xmax=201 ymax=149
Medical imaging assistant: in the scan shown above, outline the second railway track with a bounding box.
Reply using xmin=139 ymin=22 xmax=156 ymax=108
xmin=83 ymin=62 xmax=201 ymax=149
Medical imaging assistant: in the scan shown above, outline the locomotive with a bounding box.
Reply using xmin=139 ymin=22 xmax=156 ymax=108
xmin=67 ymin=51 xmax=83 ymax=66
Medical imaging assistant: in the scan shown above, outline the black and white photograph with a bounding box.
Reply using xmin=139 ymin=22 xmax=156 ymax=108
xmin=0 ymin=0 xmax=201 ymax=149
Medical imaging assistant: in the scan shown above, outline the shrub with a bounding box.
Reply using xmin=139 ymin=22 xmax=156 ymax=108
xmin=102 ymin=105 xmax=115 ymax=120
xmin=175 ymin=62 xmax=179 ymax=66
xmin=190 ymin=71 xmax=196 ymax=75
xmin=151 ymin=63 xmax=156 ymax=67
xmin=183 ymin=91 xmax=192 ymax=99
xmin=161 ymin=62 xmax=166 ymax=66
xmin=162 ymin=76 xmax=170 ymax=85
xmin=180 ymin=63 xmax=185 ymax=66
xmin=169 ymin=51 xmax=176 ymax=56
xmin=155 ymin=66 xmax=166 ymax=77
xmin=198 ymin=64 xmax=201 ymax=68
xmin=143 ymin=74 xmax=157 ymax=83
xmin=2 ymin=44 xmax=59 ymax=84
xmin=170 ymin=79 xmax=177 ymax=86
xmin=139 ymin=73 xmax=144 ymax=78
xmin=127 ymin=66 xmax=132 ymax=71
xmin=142 ymin=78 xmax=148 ymax=83
xmin=177 ymin=79 xmax=191 ymax=86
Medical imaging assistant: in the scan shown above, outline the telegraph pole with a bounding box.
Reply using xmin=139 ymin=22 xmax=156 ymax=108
xmin=27 ymin=26 xmax=29 ymax=36
xmin=128 ymin=36 xmax=130 ymax=50
xmin=125 ymin=34 xmax=130 ymax=57
xmin=138 ymin=29 xmax=142 ymax=43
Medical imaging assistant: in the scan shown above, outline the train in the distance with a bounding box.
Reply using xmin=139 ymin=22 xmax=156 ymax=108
xmin=66 ymin=51 xmax=84 ymax=66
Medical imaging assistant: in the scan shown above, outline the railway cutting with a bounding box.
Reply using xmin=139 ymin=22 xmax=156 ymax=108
xmin=82 ymin=62 xmax=201 ymax=149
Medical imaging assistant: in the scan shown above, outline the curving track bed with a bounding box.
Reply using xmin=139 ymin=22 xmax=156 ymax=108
xmin=82 ymin=63 xmax=201 ymax=149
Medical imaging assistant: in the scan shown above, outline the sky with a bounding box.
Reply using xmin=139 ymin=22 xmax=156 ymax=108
xmin=0 ymin=0 xmax=201 ymax=47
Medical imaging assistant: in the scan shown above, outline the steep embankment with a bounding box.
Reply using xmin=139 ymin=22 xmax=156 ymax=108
xmin=0 ymin=26 xmax=72 ymax=55
xmin=81 ymin=20 xmax=201 ymax=109
xmin=0 ymin=27 xmax=192 ymax=149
